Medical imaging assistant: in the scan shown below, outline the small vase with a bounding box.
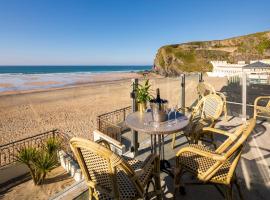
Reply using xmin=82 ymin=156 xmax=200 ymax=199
xmin=138 ymin=102 xmax=147 ymax=112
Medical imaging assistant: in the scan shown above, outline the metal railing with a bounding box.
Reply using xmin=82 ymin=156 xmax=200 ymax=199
xmin=97 ymin=106 xmax=131 ymax=141
xmin=0 ymin=129 xmax=72 ymax=168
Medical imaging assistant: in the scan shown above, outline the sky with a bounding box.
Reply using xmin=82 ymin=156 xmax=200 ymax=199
xmin=0 ymin=0 xmax=269 ymax=65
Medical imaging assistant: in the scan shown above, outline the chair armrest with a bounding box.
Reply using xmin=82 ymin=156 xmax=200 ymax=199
xmin=96 ymin=139 xmax=112 ymax=150
xmin=202 ymin=127 xmax=234 ymax=138
xmin=176 ymin=146 xmax=225 ymax=161
xmin=178 ymin=107 xmax=193 ymax=113
xmin=254 ymin=96 xmax=270 ymax=107
xmin=216 ymin=91 xmax=226 ymax=98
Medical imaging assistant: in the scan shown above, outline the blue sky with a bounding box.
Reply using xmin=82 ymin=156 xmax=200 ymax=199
xmin=0 ymin=0 xmax=269 ymax=65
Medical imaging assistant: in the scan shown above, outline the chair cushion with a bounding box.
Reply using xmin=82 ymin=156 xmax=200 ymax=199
xmin=178 ymin=144 xmax=231 ymax=184
xmin=123 ymin=154 xmax=154 ymax=187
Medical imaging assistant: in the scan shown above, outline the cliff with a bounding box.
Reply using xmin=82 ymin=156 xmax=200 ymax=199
xmin=154 ymin=31 xmax=270 ymax=76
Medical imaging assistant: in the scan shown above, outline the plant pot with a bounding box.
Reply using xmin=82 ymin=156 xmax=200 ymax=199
xmin=138 ymin=102 xmax=147 ymax=112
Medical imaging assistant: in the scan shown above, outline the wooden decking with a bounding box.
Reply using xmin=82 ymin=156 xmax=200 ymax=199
xmin=122 ymin=116 xmax=270 ymax=199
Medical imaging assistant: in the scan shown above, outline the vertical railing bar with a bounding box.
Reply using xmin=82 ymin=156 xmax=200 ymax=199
xmin=180 ymin=74 xmax=186 ymax=114
xmin=242 ymin=72 xmax=247 ymax=121
xmin=131 ymin=78 xmax=138 ymax=157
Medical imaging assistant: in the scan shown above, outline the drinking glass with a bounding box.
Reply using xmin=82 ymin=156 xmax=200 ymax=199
xmin=166 ymin=107 xmax=172 ymax=127
xmin=172 ymin=105 xmax=178 ymax=122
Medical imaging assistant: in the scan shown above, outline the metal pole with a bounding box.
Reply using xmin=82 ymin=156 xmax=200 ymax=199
xmin=242 ymin=72 xmax=247 ymax=121
xmin=180 ymin=74 xmax=186 ymax=114
xmin=130 ymin=78 xmax=139 ymax=156
xmin=199 ymin=72 xmax=203 ymax=82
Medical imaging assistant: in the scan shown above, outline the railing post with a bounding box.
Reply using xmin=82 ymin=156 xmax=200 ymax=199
xmin=199 ymin=72 xmax=203 ymax=82
xmin=131 ymin=79 xmax=139 ymax=156
xmin=242 ymin=72 xmax=247 ymax=121
xmin=180 ymin=74 xmax=186 ymax=114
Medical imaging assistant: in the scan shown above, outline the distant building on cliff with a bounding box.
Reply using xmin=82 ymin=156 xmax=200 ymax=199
xmin=207 ymin=59 xmax=270 ymax=83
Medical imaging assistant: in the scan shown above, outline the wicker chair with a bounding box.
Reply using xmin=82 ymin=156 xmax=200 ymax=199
xmin=172 ymin=94 xmax=224 ymax=148
xmin=70 ymin=137 xmax=161 ymax=200
xmin=253 ymin=96 xmax=270 ymax=119
xmin=174 ymin=118 xmax=256 ymax=200
xmin=197 ymin=82 xmax=228 ymax=121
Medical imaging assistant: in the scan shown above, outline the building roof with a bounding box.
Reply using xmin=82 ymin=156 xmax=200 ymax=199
xmin=243 ymin=61 xmax=270 ymax=69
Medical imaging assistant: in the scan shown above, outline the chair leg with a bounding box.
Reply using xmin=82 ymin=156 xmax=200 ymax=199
xmin=172 ymin=133 xmax=176 ymax=149
xmin=174 ymin=164 xmax=185 ymax=199
xmin=234 ymin=178 xmax=244 ymax=200
xmin=209 ymin=133 xmax=217 ymax=149
xmin=88 ymin=188 xmax=93 ymax=200
xmin=223 ymin=103 xmax=228 ymax=122
xmin=225 ymin=184 xmax=233 ymax=200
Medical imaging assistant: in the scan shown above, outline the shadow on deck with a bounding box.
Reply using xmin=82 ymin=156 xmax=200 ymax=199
xmin=61 ymin=116 xmax=270 ymax=200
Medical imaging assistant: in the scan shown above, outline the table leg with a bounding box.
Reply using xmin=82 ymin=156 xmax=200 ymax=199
xmin=158 ymin=135 xmax=162 ymax=158
xmin=150 ymin=135 xmax=153 ymax=153
xmin=153 ymin=134 xmax=157 ymax=154
xmin=160 ymin=135 xmax=174 ymax=177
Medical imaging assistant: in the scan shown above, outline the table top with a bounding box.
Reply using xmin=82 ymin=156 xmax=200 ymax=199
xmin=125 ymin=111 xmax=189 ymax=135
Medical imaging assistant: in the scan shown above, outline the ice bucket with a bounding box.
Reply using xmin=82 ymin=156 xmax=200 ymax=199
xmin=150 ymin=101 xmax=168 ymax=122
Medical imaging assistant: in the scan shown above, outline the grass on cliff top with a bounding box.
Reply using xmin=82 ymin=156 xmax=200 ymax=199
xmin=256 ymin=38 xmax=270 ymax=54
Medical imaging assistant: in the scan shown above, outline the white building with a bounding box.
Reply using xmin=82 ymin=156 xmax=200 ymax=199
xmin=207 ymin=59 xmax=270 ymax=84
xmin=207 ymin=61 xmax=246 ymax=77
xmin=207 ymin=59 xmax=270 ymax=78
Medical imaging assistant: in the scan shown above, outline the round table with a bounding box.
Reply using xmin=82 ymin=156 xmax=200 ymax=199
xmin=125 ymin=111 xmax=189 ymax=175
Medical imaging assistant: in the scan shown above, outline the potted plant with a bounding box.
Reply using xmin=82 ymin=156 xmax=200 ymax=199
xmin=136 ymin=79 xmax=152 ymax=112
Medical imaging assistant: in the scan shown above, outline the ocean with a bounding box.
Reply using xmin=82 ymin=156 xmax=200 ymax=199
xmin=0 ymin=65 xmax=152 ymax=74
xmin=0 ymin=65 xmax=152 ymax=93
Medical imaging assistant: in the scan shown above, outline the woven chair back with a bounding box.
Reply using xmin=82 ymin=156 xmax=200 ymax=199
xmin=216 ymin=119 xmax=256 ymax=157
xmin=201 ymin=94 xmax=224 ymax=120
xmin=197 ymin=82 xmax=216 ymax=97
xmin=70 ymin=137 xmax=141 ymax=198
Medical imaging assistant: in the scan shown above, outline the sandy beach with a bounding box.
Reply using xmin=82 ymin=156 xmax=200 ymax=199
xmin=0 ymin=72 xmax=227 ymax=145
xmin=2 ymin=166 xmax=75 ymax=200
xmin=0 ymin=73 xmax=227 ymax=199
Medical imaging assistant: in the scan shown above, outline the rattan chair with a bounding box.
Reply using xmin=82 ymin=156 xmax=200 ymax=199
xmin=253 ymin=96 xmax=270 ymax=119
xmin=172 ymin=94 xmax=224 ymax=148
xmin=197 ymin=82 xmax=228 ymax=121
xmin=174 ymin=118 xmax=256 ymax=200
xmin=70 ymin=137 xmax=161 ymax=200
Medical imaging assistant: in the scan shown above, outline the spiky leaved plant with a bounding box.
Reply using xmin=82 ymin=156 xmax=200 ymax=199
xmin=33 ymin=150 xmax=58 ymax=185
xmin=17 ymin=147 xmax=39 ymax=185
xmin=16 ymin=138 xmax=60 ymax=185
xmin=44 ymin=137 xmax=61 ymax=156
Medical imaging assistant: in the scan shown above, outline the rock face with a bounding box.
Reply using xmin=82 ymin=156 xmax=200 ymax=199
xmin=154 ymin=31 xmax=270 ymax=76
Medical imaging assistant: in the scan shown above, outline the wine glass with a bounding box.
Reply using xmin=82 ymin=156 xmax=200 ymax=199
xmin=172 ymin=105 xmax=178 ymax=122
xmin=166 ymin=106 xmax=172 ymax=127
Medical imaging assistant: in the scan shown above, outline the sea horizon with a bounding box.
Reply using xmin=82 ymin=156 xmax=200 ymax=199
xmin=0 ymin=65 xmax=152 ymax=74
xmin=0 ymin=65 xmax=152 ymax=93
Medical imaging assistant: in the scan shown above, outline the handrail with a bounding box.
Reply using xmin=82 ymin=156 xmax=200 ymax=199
xmin=226 ymin=101 xmax=255 ymax=107
xmin=0 ymin=129 xmax=59 ymax=148
xmin=0 ymin=129 xmax=72 ymax=168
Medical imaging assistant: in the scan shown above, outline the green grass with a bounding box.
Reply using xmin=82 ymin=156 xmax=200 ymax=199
xmin=174 ymin=50 xmax=195 ymax=63
xmin=256 ymin=38 xmax=270 ymax=54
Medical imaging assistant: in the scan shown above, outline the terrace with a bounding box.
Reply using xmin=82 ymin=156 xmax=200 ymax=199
xmin=1 ymin=73 xmax=270 ymax=200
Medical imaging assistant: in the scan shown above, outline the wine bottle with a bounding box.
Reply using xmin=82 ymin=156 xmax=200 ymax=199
xmin=156 ymin=88 xmax=161 ymax=109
